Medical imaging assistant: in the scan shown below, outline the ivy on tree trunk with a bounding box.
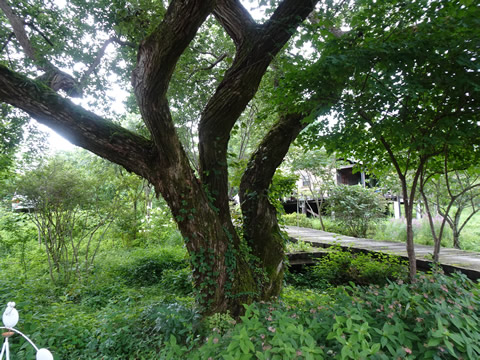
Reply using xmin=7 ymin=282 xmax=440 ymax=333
xmin=0 ymin=0 xmax=318 ymax=316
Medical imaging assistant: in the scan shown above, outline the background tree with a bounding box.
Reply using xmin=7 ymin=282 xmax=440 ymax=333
xmin=287 ymin=147 xmax=337 ymax=230
xmin=420 ymin=162 xmax=480 ymax=256
xmin=15 ymin=155 xmax=117 ymax=284
xmin=303 ymin=0 xmax=480 ymax=279
xmin=0 ymin=210 xmax=36 ymax=278
xmin=0 ymin=106 xmax=27 ymax=181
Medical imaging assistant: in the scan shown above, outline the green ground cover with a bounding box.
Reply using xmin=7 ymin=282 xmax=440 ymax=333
xmin=0 ymin=237 xmax=478 ymax=358
xmin=0 ymin=209 xmax=479 ymax=359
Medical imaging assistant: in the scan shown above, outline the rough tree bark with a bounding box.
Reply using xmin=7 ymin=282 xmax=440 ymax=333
xmin=0 ymin=0 xmax=318 ymax=315
xmin=240 ymin=113 xmax=306 ymax=298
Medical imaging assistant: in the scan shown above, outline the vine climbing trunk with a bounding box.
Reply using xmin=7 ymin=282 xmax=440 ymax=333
xmin=0 ymin=0 xmax=320 ymax=316
xmin=240 ymin=113 xmax=306 ymax=298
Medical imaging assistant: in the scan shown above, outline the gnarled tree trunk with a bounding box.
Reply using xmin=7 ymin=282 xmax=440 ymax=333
xmin=0 ymin=0 xmax=319 ymax=316
xmin=240 ymin=114 xmax=306 ymax=298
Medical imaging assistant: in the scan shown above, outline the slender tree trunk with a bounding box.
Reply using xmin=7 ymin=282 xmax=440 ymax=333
xmin=316 ymin=198 xmax=325 ymax=231
xmin=452 ymin=211 xmax=462 ymax=249
xmin=401 ymin=179 xmax=417 ymax=281
xmin=420 ymin=188 xmax=442 ymax=260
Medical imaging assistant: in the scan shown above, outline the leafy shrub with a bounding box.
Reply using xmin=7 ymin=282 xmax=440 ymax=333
xmin=285 ymin=247 xmax=408 ymax=289
xmin=284 ymin=265 xmax=328 ymax=289
xmin=328 ymin=185 xmax=386 ymax=238
xmin=269 ymin=171 xmax=299 ymax=214
xmin=182 ymin=272 xmax=480 ymax=360
xmin=282 ymin=213 xmax=314 ymax=228
xmin=285 ymin=239 xmax=314 ymax=253
xmin=77 ymin=281 xmax=124 ymax=308
xmin=310 ymin=248 xmax=408 ymax=286
xmin=160 ymin=267 xmax=194 ymax=296
xmin=84 ymin=304 xmax=161 ymax=359
xmin=204 ymin=310 xmax=237 ymax=336
xmin=117 ymin=247 xmax=188 ymax=286
xmin=21 ymin=300 xmax=201 ymax=359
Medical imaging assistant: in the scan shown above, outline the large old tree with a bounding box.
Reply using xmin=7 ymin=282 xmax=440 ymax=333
xmin=0 ymin=0 xmax=323 ymax=315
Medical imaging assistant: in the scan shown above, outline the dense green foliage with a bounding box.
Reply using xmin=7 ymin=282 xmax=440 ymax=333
xmin=308 ymin=0 xmax=480 ymax=171
xmin=327 ymin=185 xmax=386 ymax=238
xmin=187 ymin=271 xmax=480 ymax=360
xmin=298 ymin=0 xmax=480 ymax=278
xmin=0 ymin=106 xmax=28 ymax=180
xmin=303 ymin=248 xmax=407 ymax=288
xmin=2 ymin=262 xmax=476 ymax=359
xmin=0 ymin=216 xmax=193 ymax=359
xmin=1 ymin=173 xmax=480 ymax=359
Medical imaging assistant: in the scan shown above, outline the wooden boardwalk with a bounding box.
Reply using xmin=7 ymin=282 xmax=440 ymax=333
xmin=286 ymin=226 xmax=480 ymax=280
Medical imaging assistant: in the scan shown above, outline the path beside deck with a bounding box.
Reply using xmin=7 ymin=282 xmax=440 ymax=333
xmin=285 ymin=226 xmax=480 ymax=280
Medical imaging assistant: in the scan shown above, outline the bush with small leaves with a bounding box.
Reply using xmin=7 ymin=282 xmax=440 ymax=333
xmin=328 ymin=185 xmax=386 ymax=238
xmin=289 ymin=247 xmax=409 ymax=288
xmin=118 ymin=247 xmax=188 ymax=286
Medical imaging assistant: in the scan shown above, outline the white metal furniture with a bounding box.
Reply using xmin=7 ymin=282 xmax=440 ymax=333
xmin=0 ymin=302 xmax=53 ymax=360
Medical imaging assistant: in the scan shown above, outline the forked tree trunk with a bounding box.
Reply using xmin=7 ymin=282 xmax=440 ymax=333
xmin=0 ymin=0 xmax=319 ymax=316
xmin=453 ymin=231 xmax=461 ymax=249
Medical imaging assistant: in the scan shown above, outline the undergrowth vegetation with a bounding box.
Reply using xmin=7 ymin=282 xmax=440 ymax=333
xmin=3 ymin=254 xmax=479 ymax=360
xmin=189 ymin=271 xmax=480 ymax=360
xmin=286 ymin=247 xmax=409 ymax=289
xmin=0 ymin=206 xmax=479 ymax=359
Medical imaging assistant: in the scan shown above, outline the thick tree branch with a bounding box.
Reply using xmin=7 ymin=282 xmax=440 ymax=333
xmin=133 ymin=0 xmax=215 ymax=102
xmin=0 ymin=65 xmax=156 ymax=179
xmin=213 ymin=0 xmax=258 ymax=47
xmin=199 ymin=0 xmax=319 ymax=215
xmin=0 ymin=0 xmax=80 ymax=96
xmin=239 ymin=112 xmax=306 ymax=296
xmin=240 ymin=113 xmax=306 ymax=198
xmin=263 ymin=0 xmax=319 ymax=49
xmin=132 ymin=0 xmax=215 ymax=165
